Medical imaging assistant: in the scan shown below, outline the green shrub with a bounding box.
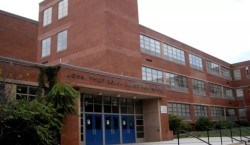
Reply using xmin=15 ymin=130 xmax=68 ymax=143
xmin=179 ymin=121 xmax=192 ymax=131
xmin=215 ymin=120 xmax=236 ymax=129
xmin=169 ymin=114 xmax=182 ymax=133
xmin=237 ymin=121 xmax=250 ymax=127
xmin=195 ymin=117 xmax=213 ymax=131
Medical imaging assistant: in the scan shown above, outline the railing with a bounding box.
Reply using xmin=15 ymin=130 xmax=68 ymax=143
xmin=177 ymin=130 xmax=212 ymax=145
xmin=176 ymin=126 xmax=250 ymax=145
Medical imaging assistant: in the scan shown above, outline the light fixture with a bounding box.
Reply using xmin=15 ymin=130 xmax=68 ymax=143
xmin=117 ymin=94 xmax=121 ymax=98
xmin=133 ymin=96 xmax=137 ymax=99
xmin=97 ymin=92 xmax=102 ymax=96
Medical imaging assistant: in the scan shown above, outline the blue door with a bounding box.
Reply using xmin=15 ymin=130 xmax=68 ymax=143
xmin=122 ymin=116 xmax=136 ymax=143
xmin=105 ymin=115 xmax=120 ymax=144
xmin=86 ymin=114 xmax=103 ymax=145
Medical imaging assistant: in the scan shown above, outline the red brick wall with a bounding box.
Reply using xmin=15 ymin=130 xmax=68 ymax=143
xmin=0 ymin=10 xmax=38 ymax=62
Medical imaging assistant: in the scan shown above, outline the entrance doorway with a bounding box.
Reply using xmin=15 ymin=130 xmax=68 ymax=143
xmin=105 ymin=115 xmax=120 ymax=144
xmin=122 ymin=115 xmax=136 ymax=143
xmin=85 ymin=114 xmax=103 ymax=145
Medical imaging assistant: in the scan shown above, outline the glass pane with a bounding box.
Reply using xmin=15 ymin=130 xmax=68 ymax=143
xmin=94 ymin=104 xmax=102 ymax=113
xmin=84 ymin=95 xmax=93 ymax=103
xmin=85 ymin=104 xmax=93 ymax=112
xmin=112 ymin=106 xmax=119 ymax=113
xmin=103 ymin=97 xmax=111 ymax=104
xmin=136 ymin=120 xmax=143 ymax=125
xmin=129 ymin=118 xmax=134 ymax=129
xmin=95 ymin=116 xmax=102 ymax=130
xmin=121 ymin=106 xmax=127 ymax=114
xmin=120 ymin=98 xmax=126 ymax=106
xmin=104 ymin=105 xmax=111 ymax=113
xmin=105 ymin=116 xmax=111 ymax=129
xmin=114 ymin=117 xmax=119 ymax=129
xmin=17 ymin=85 xmax=28 ymax=94
xmin=29 ymin=87 xmax=38 ymax=95
xmin=94 ymin=96 xmax=102 ymax=104
xmin=122 ymin=118 xmax=127 ymax=129
xmin=128 ymin=107 xmax=134 ymax=114
xmin=137 ymin=132 xmax=144 ymax=138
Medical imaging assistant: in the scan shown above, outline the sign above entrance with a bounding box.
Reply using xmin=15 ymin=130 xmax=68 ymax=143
xmin=161 ymin=106 xmax=168 ymax=114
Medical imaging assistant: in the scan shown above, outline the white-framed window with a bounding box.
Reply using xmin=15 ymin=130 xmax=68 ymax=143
xmin=233 ymin=69 xmax=241 ymax=80
xmin=140 ymin=35 xmax=161 ymax=57
xmin=206 ymin=60 xmax=220 ymax=76
xmin=168 ymin=103 xmax=191 ymax=120
xmin=221 ymin=66 xmax=232 ymax=80
xmin=239 ymin=108 xmax=247 ymax=119
xmin=223 ymin=87 xmax=234 ymax=100
xmin=211 ymin=107 xmax=224 ymax=120
xmin=189 ymin=54 xmax=203 ymax=70
xmin=58 ymin=0 xmax=68 ymax=19
xmin=41 ymin=37 xmax=51 ymax=57
xmin=43 ymin=7 xmax=52 ymax=26
xmin=57 ymin=30 xmax=68 ymax=52
xmin=165 ymin=73 xmax=188 ymax=92
xmin=192 ymin=79 xmax=206 ymax=96
xmin=142 ymin=67 xmax=163 ymax=83
xmin=194 ymin=105 xmax=208 ymax=119
xmin=236 ymin=88 xmax=244 ymax=100
xmin=209 ymin=83 xmax=222 ymax=98
xmin=163 ymin=44 xmax=185 ymax=64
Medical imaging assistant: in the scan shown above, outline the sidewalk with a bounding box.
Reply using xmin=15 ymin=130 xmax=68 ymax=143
xmin=123 ymin=137 xmax=249 ymax=145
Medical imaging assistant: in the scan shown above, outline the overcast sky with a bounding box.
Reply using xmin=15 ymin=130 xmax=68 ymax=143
xmin=0 ymin=0 xmax=249 ymax=64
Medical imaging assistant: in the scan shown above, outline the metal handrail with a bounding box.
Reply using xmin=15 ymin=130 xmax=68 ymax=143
xmin=177 ymin=130 xmax=212 ymax=145
xmin=229 ymin=127 xmax=250 ymax=140
xmin=208 ymin=128 xmax=247 ymax=145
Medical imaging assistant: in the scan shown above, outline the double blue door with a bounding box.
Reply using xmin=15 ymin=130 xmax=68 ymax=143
xmin=86 ymin=114 xmax=103 ymax=145
xmin=86 ymin=114 xmax=135 ymax=145
xmin=105 ymin=115 xmax=120 ymax=144
xmin=122 ymin=116 xmax=136 ymax=143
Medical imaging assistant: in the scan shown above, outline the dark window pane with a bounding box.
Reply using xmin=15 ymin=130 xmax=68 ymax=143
xmin=136 ymin=120 xmax=143 ymax=125
xmin=29 ymin=87 xmax=38 ymax=95
xmin=86 ymin=116 xmax=92 ymax=130
xmin=128 ymin=107 xmax=134 ymax=114
xmin=129 ymin=118 xmax=134 ymax=129
xmin=104 ymin=105 xmax=111 ymax=113
xmin=112 ymin=106 xmax=119 ymax=113
xmin=135 ymin=106 xmax=143 ymax=114
xmin=16 ymin=94 xmax=27 ymax=100
xmin=137 ymin=132 xmax=144 ymax=138
xmin=103 ymin=97 xmax=110 ymax=104
xmin=85 ymin=104 xmax=93 ymax=112
xmin=17 ymin=85 xmax=27 ymax=94
xmin=111 ymin=97 xmax=119 ymax=106
xmin=120 ymin=98 xmax=126 ymax=106
xmin=95 ymin=116 xmax=102 ymax=130
xmin=105 ymin=116 xmax=111 ymax=129
xmin=94 ymin=96 xmax=102 ymax=104
xmin=121 ymin=106 xmax=127 ymax=114
xmin=28 ymin=95 xmax=36 ymax=100
xmin=114 ymin=117 xmax=119 ymax=129
xmin=127 ymin=99 xmax=133 ymax=106
xmin=136 ymin=126 xmax=144 ymax=132
xmin=94 ymin=104 xmax=102 ymax=113
xmin=84 ymin=95 xmax=93 ymax=103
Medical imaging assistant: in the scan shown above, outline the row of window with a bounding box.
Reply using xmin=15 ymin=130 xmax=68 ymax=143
xmin=42 ymin=30 xmax=68 ymax=57
xmin=140 ymin=35 xmax=246 ymax=81
xmin=43 ymin=0 xmax=68 ymax=26
xmin=168 ymin=103 xmax=246 ymax=121
xmin=142 ymin=66 xmax=245 ymax=100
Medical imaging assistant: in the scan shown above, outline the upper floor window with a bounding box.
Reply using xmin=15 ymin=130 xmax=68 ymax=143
xmin=140 ymin=35 xmax=161 ymax=57
xmin=43 ymin=7 xmax=52 ymax=26
xmin=189 ymin=54 xmax=203 ymax=70
xmin=209 ymin=83 xmax=222 ymax=98
xmin=58 ymin=0 xmax=68 ymax=19
xmin=41 ymin=37 xmax=51 ymax=57
xmin=223 ymin=87 xmax=234 ymax=100
xmin=194 ymin=105 xmax=208 ymax=119
xmin=163 ymin=44 xmax=185 ymax=64
xmin=57 ymin=30 xmax=68 ymax=51
xmin=206 ymin=61 xmax=220 ymax=76
xmin=233 ymin=69 xmax=241 ymax=80
xmin=192 ymin=79 xmax=206 ymax=96
xmin=246 ymin=67 xmax=250 ymax=79
xmin=236 ymin=88 xmax=244 ymax=100
xmin=168 ymin=103 xmax=190 ymax=120
xmin=142 ymin=67 xmax=163 ymax=83
xmin=165 ymin=73 xmax=188 ymax=92
xmin=221 ymin=67 xmax=232 ymax=80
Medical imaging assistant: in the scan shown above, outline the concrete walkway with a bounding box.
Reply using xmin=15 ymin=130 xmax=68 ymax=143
xmin=123 ymin=137 xmax=250 ymax=145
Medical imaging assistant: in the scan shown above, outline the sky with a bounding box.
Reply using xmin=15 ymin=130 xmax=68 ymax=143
xmin=0 ymin=0 xmax=249 ymax=64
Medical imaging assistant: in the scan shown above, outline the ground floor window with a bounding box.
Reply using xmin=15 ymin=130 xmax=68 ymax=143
xmin=194 ymin=105 xmax=208 ymax=119
xmin=211 ymin=107 xmax=224 ymax=120
xmin=168 ymin=103 xmax=190 ymax=120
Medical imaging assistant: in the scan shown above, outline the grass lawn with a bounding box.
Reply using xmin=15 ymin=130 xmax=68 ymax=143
xmin=175 ymin=127 xmax=250 ymax=138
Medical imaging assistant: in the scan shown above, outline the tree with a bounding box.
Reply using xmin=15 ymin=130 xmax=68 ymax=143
xmin=0 ymin=100 xmax=61 ymax=145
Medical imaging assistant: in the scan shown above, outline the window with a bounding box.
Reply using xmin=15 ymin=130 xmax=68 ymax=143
xmin=84 ymin=95 xmax=102 ymax=113
xmin=194 ymin=105 xmax=208 ymax=119
xmin=236 ymin=88 xmax=244 ymax=100
xmin=163 ymin=44 xmax=185 ymax=64
xmin=246 ymin=67 xmax=250 ymax=79
xmin=140 ymin=35 xmax=161 ymax=57
xmin=136 ymin=115 xmax=144 ymax=138
xmin=192 ymin=79 xmax=206 ymax=96
xmin=16 ymin=85 xmax=38 ymax=100
xmin=211 ymin=107 xmax=224 ymax=120
xmin=233 ymin=69 xmax=241 ymax=80
xmin=142 ymin=67 xmax=163 ymax=83
xmin=58 ymin=0 xmax=68 ymax=19
xmin=206 ymin=61 xmax=220 ymax=76
xmin=41 ymin=37 xmax=51 ymax=57
xmin=209 ymin=83 xmax=222 ymax=98
xmin=189 ymin=54 xmax=203 ymax=70
xmin=221 ymin=67 xmax=232 ymax=80
xmin=226 ymin=108 xmax=237 ymax=121
xmin=223 ymin=87 xmax=234 ymax=100
xmin=43 ymin=7 xmax=52 ymax=26
xmin=168 ymin=103 xmax=190 ymax=120
xmin=239 ymin=108 xmax=247 ymax=119
xmin=165 ymin=73 xmax=188 ymax=92
xmin=57 ymin=30 xmax=68 ymax=51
